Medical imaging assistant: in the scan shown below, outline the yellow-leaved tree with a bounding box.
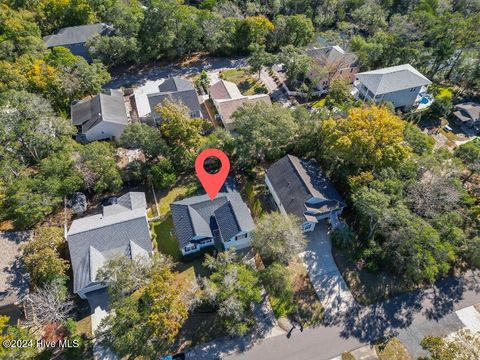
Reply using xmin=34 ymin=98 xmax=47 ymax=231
xmin=319 ymin=105 xmax=411 ymax=172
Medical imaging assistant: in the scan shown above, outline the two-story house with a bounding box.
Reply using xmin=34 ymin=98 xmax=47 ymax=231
xmin=170 ymin=190 xmax=255 ymax=256
xmin=353 ymin=64 xmax=432 ymax=110
xmin=265 ymin=155 xmax=346 ymax=232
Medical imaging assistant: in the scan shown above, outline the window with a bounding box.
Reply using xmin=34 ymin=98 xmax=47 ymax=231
xmin=184 ymin=244 xmax=197 ymax=252
xmin=235 ymin=233 xmax=248 ymax=240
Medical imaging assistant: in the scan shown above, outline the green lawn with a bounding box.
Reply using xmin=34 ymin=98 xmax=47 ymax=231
xmin=375 ymin=338 xmax=411 ymax=360
xmin=158 ymin=183 xmax=199 ymax=216
xmin=152 ymin=215 xmax=182 ymax=261
xmin=219 ymin=69 xmax=267 ymax=96
xmin=311 ymin=98 xmax=326 ymax=108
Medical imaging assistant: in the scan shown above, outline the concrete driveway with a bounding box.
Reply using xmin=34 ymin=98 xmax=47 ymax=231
xmin=86 ymin=288 xmax=118 ymax=360
xmin=300 ymin=222 xmax=355 ymax=319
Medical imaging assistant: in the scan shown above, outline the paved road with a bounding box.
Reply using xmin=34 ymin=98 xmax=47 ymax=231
xmin=219 ymin=271 xmax=480 ymax=360
xmin=105 ymin=57 xmax=248 ymax=89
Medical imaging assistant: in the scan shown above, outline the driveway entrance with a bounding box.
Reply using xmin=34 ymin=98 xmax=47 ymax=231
xmin=301 ymin=221 xmax=355 ymax=319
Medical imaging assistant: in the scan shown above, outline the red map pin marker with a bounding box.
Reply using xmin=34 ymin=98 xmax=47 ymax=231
xmin=195 ymin=148 xmax=230 ymax=200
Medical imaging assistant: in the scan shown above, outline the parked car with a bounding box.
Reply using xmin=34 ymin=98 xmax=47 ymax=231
xmin=444 ymin=125 xmax=453 ymax=132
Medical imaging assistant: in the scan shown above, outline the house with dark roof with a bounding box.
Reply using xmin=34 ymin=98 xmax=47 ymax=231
xmin=266 ymin=155 xmax=346 ymax=232
xmin=208 ymin=80 xmax=271 ymax=131
xmin=43 ymin=23 xmax=114 ymax=62
xmin=134 ymin=77 xmax=202 ymax=122
xmin=305 ymin=45 xmax=359 ymax=93
xmin=71 ymin=89 xmax=128 ymax=143
xmin=453 ymin=102 xmax=480 ymax=134
xmin=0 ymin=232 xmax=30 ymax=321
xmin=67 ymin=192 xmax=152 ymax=299
xmin=170 ymin=189 xmax=255 ymax=255
xmin=353 ymin=64 xmax=432 ymax=110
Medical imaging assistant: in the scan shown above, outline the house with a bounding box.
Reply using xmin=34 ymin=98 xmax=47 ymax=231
xmin=208 ymin=80 xmax=271 ymax=131
xmin=453 ymin=102 xmax=480 ymax=133
xmin=170 ymin=189 xmax=255 ymax=256
xmin=71 ymin=89 xmax=128 ymax=143
xmin=0 ymin=232 xmax=30 ymax=322
xmin=305 ymin=45 xmax=359 ymax=93
xmin=353 ymin=64 xmax=432 ymax=110
xmin=43 ymin=23 xmax=114 ymax=62
xmin=66 ymin=192 xmax=152 ymax=300
xmin=133 ymin=77 xmax=202 ymax=122
xmin=265 ymin=155 xmax=346 ymax=232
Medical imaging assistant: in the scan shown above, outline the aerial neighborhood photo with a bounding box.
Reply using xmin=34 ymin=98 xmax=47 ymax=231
xmin=0 ymin=1 xmax=479 ymax=359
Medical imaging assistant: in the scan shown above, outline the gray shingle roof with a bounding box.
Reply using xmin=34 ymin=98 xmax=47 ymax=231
xmin=356 ymin=64 xmax=431 ymax=95
xmin=170 ymin=191 xmax=255 ymax=249
xmin=147 ymin=77 xmax=201 ymax=118
xmin=43 ymin=23 xmax=113 ymax=47
xmin=67 ymin=192 xmax=152 ymax=294
xmin=71 ymin=92 xmax=128 ymax=133
xmin=455 ymin=102 xmax=480 ymax=121
xmin=266 ymin=155 xmax=345 ymax=221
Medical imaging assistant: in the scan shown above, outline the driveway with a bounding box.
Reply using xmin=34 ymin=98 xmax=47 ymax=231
xmin=86 ymin=288 xmax=118 ymax=360
xmin=301 ymin=222 xmax=355 ymax=319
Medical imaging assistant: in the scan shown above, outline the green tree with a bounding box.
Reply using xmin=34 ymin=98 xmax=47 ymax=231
xmin=77 ymin=142 xmax=122 ymax=193
xmin=261 ymin=263 xmax=295 ymax=317
xmin=325 ymin=77 xmax=351 ymax=109
xmin=252 ymin=212 xmax=307 ymax=264
xmin=21 ymin=226 xmax=69 ymax=288
xmin=97 ymin=255 xmax=189 ymax=358
xmin=455 ymin=139 xmax=480 ymax=182
xmin=150 ymin=159 xmax=177 ymax=189
xmin=247 ymin=44 xmax=275 ymax=78
xmin=234 ymin=103 xmax=299 ymax=168
xmin=278 ymin=45 xmax=311 ymax=87
xmin=0 ymin=316 xmax=37 ymax=360
xmin=87 ymin=35 xmax=139 ymax=67
xmin=420 ymin=329 xmax=480 ymax=360
xmin=120 ymin=123 xmax=167 ymax=161
xmin=404 ymin=123 xmax=434 ymax=155
xmin=0 ymin=91 xmax=74 ymax=165
xmin=270 ymin=14 xmax=315 ymax=49
xmin=351 ymin=0 xmax=388 ymax=34
xmin=202 ymin=250 xmax=262 ymax=336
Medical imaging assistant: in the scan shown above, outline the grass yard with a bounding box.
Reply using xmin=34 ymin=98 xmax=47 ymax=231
xmin=333 ymin=247 xmax=413 ymax=305
xmin=288 ymin=257 xmax=324 ymax=327
xmin=75 ymin=315 xmax=93 ymax=338
xmin=158 ymin=182 xmax=199 ymax=217
xmin=375 ymin=338 xmax=411 ymax=360
xmin=219 ymin=69 xmax=268 ymax=96
xmin=311 ymin=98 xmax=326 ymax=108
xmin=152 ymin=215 xmax=182 ymax=261
xmin=175 ymin=257 xmax=211 ymax=283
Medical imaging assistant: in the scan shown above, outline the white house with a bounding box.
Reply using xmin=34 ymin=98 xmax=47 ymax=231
xmin=353 ymin=64 xmax=432 ymax=110
xmin=71 ymin=89 xmax=129 ymax=143
xmin=266 ymin=155 xmax=346 ymax=232
xmin=170 ymin=190 xmax=255 ymax=256
xmin=67 ymin=192 xmax=152 ymax=300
